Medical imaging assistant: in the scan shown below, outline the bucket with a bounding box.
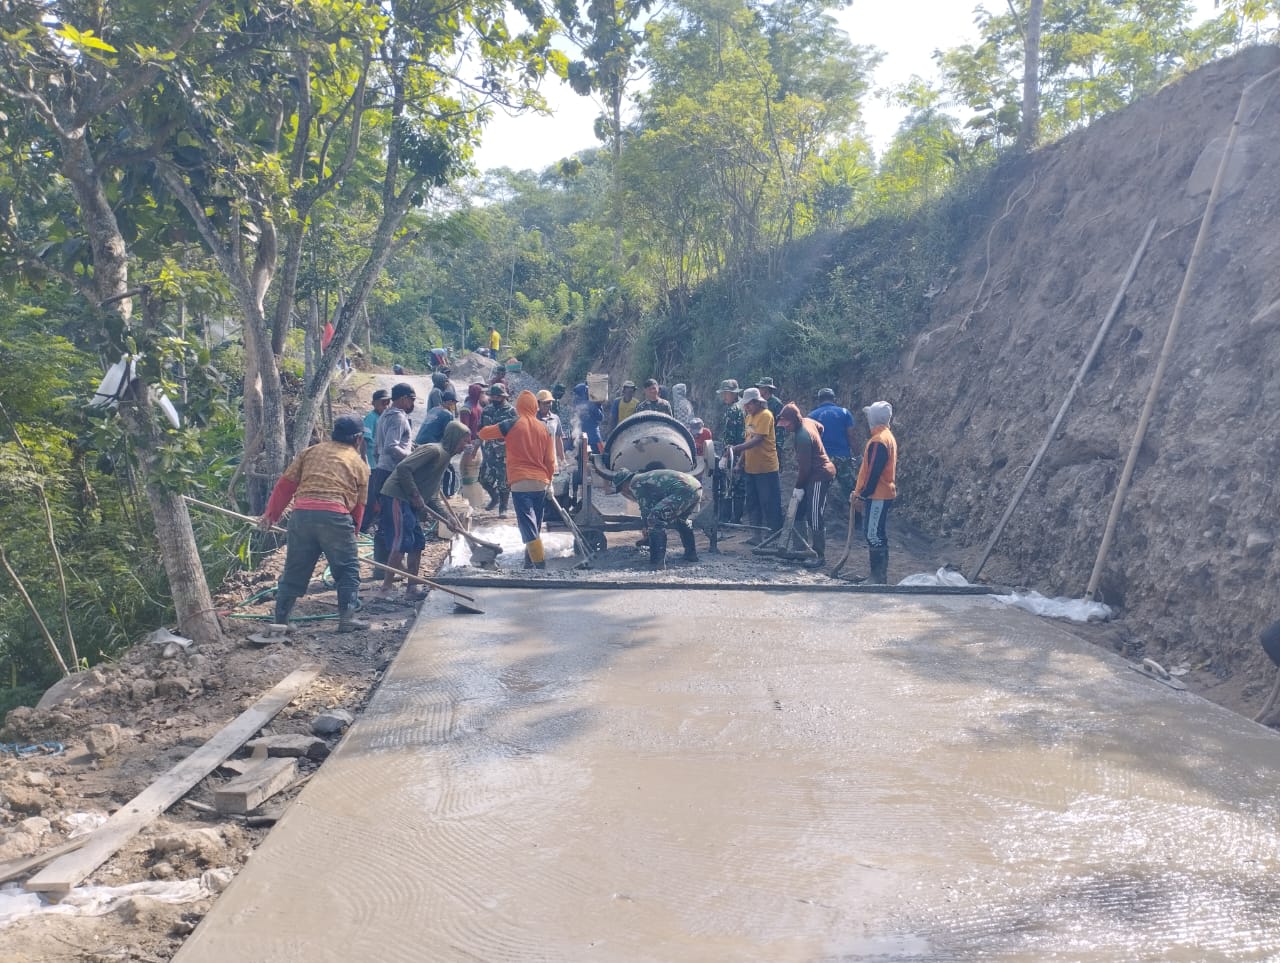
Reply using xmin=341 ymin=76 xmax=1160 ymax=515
xmin=587 ymin=372 xmax=610 ymax=402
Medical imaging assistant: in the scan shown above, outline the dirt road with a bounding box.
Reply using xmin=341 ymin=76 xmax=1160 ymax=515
xmin=175 ymin=586 xmax=1280 ymax=961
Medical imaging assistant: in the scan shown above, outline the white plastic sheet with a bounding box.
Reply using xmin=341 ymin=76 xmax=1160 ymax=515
xmin=993 ymin=590 xmax=1113 ymax=623
xmin=0 ymin=874 xmax=221 ymax=927
xmin=898 ymin=567 xmax=971 ymax=587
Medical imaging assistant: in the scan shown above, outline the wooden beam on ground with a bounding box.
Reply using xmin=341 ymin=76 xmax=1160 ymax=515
xmin=26 ymin=666 xmax=320 ymax=898
xmin=214 ymin=758 xmax=298 ymax=815
xmin=0 ymin=837 xmax=86 ymax=885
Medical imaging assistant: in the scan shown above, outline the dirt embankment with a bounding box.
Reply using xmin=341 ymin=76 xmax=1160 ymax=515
xmin=892 ymin=46 xmax=1280 ymax=704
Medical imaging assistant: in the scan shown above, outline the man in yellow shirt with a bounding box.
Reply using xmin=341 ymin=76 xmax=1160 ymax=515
xmin=729 ymin=387 xmax=782 ymax=533
xmin=488 ymin=326 xmax=502 ymax=358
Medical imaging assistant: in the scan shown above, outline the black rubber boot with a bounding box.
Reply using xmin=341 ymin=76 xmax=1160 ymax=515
xmin=676 ymin=523 xmax=699 ymax=563
xmin=868 ymin=548 xmax=889 ymax=585
xmin=732 ymin=496 xmax=745 ymax=524
xmin=498 ymin=492 xmax=509 ymax=517
xmin=648 ymin=528 xmax=668 ymax=571
xmin=338 ymin=608 xmax=371 ymax=633
xmin=272 ymin=592 xmax=297 ymax=628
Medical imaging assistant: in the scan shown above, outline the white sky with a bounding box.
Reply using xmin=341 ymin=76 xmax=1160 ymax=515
xmin=473 ymin=0 xmax=1221 ymax=174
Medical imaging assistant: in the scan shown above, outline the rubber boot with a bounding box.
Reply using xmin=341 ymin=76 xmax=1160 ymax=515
xmin=338 ymin=607 xmax=371 ymax=633
xmin=272 ymin=592 xmax=297 ymax=629
xmin=528 ymin=538 xmax=547 ymax=571
xmin=676 ymin=524 xmax=699 ymax=563
xmin=498 ymin=492 xmax=509 ymax=518
xmin=648 ymin=528 xmax=668 ymax=571
xmin=732 ymin=495 xmax=745 ymax=525
xmin=868 ymin=548 xmax=889 ymax=585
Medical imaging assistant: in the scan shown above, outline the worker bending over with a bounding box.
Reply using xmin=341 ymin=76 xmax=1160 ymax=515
xmin=612 ymin=468 xmax=701 ymax=571
xmin=259 ymin=415 xmax=370 ymax=633
xmin=378 ymin=420 xmax=472 ymax=597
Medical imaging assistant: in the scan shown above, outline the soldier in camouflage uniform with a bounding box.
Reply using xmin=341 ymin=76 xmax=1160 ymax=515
xmin=634 ymin=378 xmax=674 ymax=415
xmin=716 ymin=379 xmax=746 ymax=523
xmin=612 ymin=467 xmax=702 ymax=570
xmin=479 ymin=383 xmax=515 ymax=516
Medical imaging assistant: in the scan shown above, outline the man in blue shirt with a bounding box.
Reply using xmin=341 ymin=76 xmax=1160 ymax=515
xmin=809 ymin=388 xmax=858 ymax=502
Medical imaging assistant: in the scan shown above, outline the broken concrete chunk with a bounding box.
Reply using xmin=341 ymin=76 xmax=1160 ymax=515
xmin=131 ymin=678 xmax=157 ymax=703
xmin=311 ymin=709 xmax=355 ymax=736
xmin=156 ymin=677 xmax=195 ymax=699
xmin=24 ymin=771 xmax=52 ymax=789
xmin=18 ymin=815 xmax=51 ymax=837
xmin=152 ymin=827 xmax=226 ymax=863
xmin=2 ymin=782 xmax=53 ymax=815
xmin=1245 ymin=531 xmax=1273 ymax=557
xmin=245 ymin=734 xmax=330 ymax=761
xmin=85 ymin=723 xmax=123 ymax=760
xmin=35 ymin=669 xmax=108 ymax=711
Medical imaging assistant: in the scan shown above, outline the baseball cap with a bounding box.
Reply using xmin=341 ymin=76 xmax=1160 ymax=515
xmin=332 ymin=414 xmax=365 ymax=441
xmin=372 ymin=388 xmax=391 ymax=402
xmin=816 ymin=387 xmax=836 ymax=402
xmin=391 ymin=382 xmax=415 ymax=400
xmin=536 ymin=389 xmax=554 ymax=402
xmin=621 ymin=380 xmax=637 ymax=389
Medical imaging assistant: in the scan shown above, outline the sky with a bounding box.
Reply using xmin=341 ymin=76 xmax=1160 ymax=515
xmin=472 ymin=0 xmax=1222 ymax=175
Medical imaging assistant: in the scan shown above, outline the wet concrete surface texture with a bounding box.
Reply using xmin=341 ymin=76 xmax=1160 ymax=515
xmin=176 ymin=591 xmax=1280 ymax=962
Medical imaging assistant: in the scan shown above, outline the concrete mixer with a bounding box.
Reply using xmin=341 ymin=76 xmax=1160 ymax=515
xmin=571 ymin=412 xmax=711 ymax=551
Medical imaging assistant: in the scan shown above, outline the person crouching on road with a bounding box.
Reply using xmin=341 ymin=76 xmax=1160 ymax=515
xmin=378 ymin=420 xmax=472 ymax=598
xmin=478 ymin=389 xmax=556 ymax=569
xmin=777 ymin=402 xmax=836 ymax=568
xmin=611 ymin=468 xmax=701 ymax=570
xmin=259 ymin=415 xmax=370 ymax=633
xmin=853 ymin=401 xmax=897 ymax=584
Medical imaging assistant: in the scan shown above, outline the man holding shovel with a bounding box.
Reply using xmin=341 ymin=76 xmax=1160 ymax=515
xmin=776 ymin=402 xmax=836 ymax=568
xmin=259 ymin=415 xmax=370 ymax=633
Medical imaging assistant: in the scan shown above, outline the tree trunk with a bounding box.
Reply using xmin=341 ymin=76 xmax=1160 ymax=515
xmin=1020 ymin=0 xmax=1044 ymax=151
xmin=290 ymin=177 xmax=425 ymax=450
xmin=118 ymin=394 xmax=223 ymax=644
xmin=61 ymin=131 xmax=222 ymax=646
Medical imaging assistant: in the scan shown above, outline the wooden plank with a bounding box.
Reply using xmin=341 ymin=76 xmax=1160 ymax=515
xmin=213 ymin=758 xmax=298 ymax=815
xmin=0 ymin=837 xmax=86 ymax=885
xmin=26 ymin=666 xmax=321 ymax=897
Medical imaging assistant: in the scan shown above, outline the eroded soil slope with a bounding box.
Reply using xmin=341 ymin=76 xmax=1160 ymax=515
xmin=895 ymin=46 xmax=1280 ymax=687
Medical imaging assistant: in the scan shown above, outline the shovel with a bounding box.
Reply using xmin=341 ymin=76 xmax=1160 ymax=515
xmin=546 ymin=491 xmax=595 ymax=569
xmin=417 ymin=503 xmax=503 ymax=568
xmin=830 ymin=507 xmax=861 ymax=578
xmin=753 ymin=488 xmax=804 ymax=556
xmin=182 ymin=496 xmax=485 ymax=614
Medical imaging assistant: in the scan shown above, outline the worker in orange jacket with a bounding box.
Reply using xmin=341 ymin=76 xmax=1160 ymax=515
xmin=478 ymin=390 xmax=557 ymax=569
xmin=852 ymin=401 xmax=897 ymax=585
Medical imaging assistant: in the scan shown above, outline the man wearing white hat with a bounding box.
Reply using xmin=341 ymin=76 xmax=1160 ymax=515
xmin=729 ymin=387 xmax=783 ymax=535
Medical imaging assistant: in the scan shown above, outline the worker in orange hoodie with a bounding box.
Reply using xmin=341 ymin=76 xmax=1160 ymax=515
xmin=478 ymin=390 xmax=557 ymax=569
xmin=852 ymin=401 xmax=897 ymax=584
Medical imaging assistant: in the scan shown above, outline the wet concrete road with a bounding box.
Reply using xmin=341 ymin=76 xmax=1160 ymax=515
xmin=176 ymin=589 xmax=1280 ymax=962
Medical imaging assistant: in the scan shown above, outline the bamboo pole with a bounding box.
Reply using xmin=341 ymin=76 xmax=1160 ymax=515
xmin=972 ymin=217 xmax=1157 ymax=580
xmin=1086 ymin=66 xmax=1280 ymax=601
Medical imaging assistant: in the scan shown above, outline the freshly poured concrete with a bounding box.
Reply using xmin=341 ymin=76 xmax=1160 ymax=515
xmin=177 ymin=590 xmax=1280 ymax=962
